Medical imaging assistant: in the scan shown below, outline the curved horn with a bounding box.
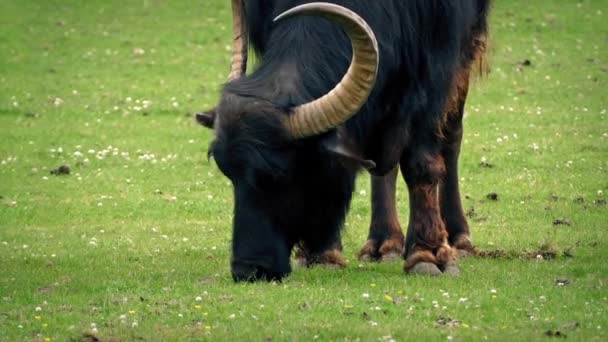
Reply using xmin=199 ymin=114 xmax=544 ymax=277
xmin=228 ymin=0 xmax=248 ymax=80
xmin=274 ymin=3 xmax=379 ymax=139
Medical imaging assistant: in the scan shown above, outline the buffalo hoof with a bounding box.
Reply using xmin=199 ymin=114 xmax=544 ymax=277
xmin=296 ymin=248 xmax=347 ymax=269
xmin=452 ymin=235 xmax=479 ymax=258
xmin=358 ymin=237 xmax=404 ymax=262
xmin=380 ymin=251 xmax=402 ymax=262
xmin=408 ymin=262 xmax=442 ymax=276
xmin=455 ymin=248 xmax=473 ymax=258
xmin=442 ymin=260 xmax=460 ymax=276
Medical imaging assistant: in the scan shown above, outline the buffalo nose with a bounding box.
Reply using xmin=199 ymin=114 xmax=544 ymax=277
xmin=231 ymin=259 xmax=289 ymax=282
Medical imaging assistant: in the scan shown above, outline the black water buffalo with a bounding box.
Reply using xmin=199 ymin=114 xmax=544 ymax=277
xmin=197 ymin=0 xmax=491 ymax=281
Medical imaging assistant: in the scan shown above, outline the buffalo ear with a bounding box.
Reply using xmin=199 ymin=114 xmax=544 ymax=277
xmin=195 ymin=109 xmax=216 ymax=129
xmin=322 ymin=132 xmax=376 ymax=170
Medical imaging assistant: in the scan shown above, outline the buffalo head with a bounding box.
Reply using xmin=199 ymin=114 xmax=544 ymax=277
xmin=198 ymin=2 xmax=379 ymax=281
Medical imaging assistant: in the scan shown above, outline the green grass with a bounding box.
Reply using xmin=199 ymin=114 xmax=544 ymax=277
xmin=1 ymin=0 xmax=606 ymax=340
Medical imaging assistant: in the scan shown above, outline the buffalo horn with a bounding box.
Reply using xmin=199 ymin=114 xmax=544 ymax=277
xmin=274 ymin=3 xmax=379 ymax=139
xmin=228 ymin=0 xmax=248 ymax=80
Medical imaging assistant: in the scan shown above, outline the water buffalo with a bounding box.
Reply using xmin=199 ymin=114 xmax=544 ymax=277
xmin=197 ymin=0 xmax=490 ymax=281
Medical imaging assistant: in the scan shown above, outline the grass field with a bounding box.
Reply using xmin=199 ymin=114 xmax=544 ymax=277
xmin=1 ymin=0 xmax=606 ymax=340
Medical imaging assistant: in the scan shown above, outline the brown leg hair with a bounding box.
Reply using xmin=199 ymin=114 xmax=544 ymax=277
xmin=401 ymin=151 xmax=456 ymax=275
xmin=440 ymin=67 xmax=478 ymax=257
xmin=358 ymin=166 xmax=405 ymax=261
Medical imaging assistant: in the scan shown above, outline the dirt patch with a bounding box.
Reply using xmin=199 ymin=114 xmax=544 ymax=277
xmin=50 ymin=164 xmax=70 ymax=175
xmin=545 ymin=330 xmax=566 ymax=338
xmin=1 ymin=197 xmax=17 ymax=207
xmin=527 ymin=248 xmax=557 ymax=260
xmin=78 ymin=334 xmax=122 ymax=342
xmin=37 ymin=286 xmax=54 ymax=294
xmin=552 ymin=218 xmax=571 ymax=226
xmin=435 ymin=316 xmax=461 ymax=328
xmin=465 ymin=206 xmax=487 ymax=222
xmin=197 ymin=276 xmax=215 ymax=285
xmin=527 ymin=242 xmax=561 ymax=259
xmin=545 ymin=321 xmax=579 ymax=338
xmin=476 ymin=242 xmax=571 ymax=260
xmin=79 ymin=334 xmax=101 ymax=342
xmin=562 ymin=247 xmax=574 ymax=258
xmin=24 ymin=111 xmax=40 ymax=118
xmin=477 ymin=249 xmax=515 ymax=259
xmin=465 ymin=207 xmax=476 ymax=218
xmin=486 ymin=192 xmax=498 ymax=201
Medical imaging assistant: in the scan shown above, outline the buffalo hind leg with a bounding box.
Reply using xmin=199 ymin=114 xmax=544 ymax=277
xmin=358 ymin=166 xmax=405 ymax=261
xmin=401 ymin=150 xmax=456 ymax=276
xmin=440 ymin=70 xmax=478 ymax=258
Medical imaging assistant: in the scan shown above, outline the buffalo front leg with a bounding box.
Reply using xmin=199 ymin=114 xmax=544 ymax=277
xmin=401 ymin=152 xmax=456 ymax=276
xmin=358 ymin=166 xmax=405 ymax=261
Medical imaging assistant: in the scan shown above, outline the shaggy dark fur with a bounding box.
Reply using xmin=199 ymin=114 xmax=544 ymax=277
xmin=201 ymin=0 xmax=491 ymax=281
